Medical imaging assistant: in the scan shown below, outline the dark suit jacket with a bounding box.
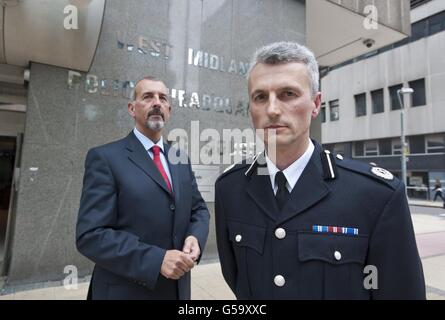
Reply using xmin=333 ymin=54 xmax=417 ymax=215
xmin=76 ymin=131 xmax=210 ymax=300
xmin=215 ymin=141 xmax=425 ymax=299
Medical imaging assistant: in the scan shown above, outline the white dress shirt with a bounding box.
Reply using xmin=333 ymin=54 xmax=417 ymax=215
xmin=265 ymin=139 xmax=315 ymax=195
xmin=133 ymin=127 xmax=173 ymax=189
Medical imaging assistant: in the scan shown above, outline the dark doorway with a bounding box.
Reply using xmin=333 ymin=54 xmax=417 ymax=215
xmin=0 ymin=136 xmax=17 ymax=271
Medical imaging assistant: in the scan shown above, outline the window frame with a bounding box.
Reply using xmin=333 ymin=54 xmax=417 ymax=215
xmin=321 ymin=102 xmax=326 ymax=123
xmin=426 ymin=134 xmax=445 ymax=153
xmin=364 ymin=140 xmax=379 ymax=157
xmin=329 ymin=99 xmax=340 ymax=122
xmin=371 ymin=88 xmax=384 ymax=114
xmin=392 ymin=138 xmax=403 ymax=155
xmin=389 ymin=84 xmax=403 ymax=111
xmin=354 ymin=93 xmax=367 ymax=117
xmin=408 ymin=78 xmax=426 ymax=107
xmin=354 ymin=141 xmax=364 ymax=157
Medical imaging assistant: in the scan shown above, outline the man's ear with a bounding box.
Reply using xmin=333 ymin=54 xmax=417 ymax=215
xmin=311 ymin=92 xmax=322 ymax=118
xmin=128 ymin=101 xmax=135 ymax=117
xmin=247 ymin=103 xmax=253 ymax=123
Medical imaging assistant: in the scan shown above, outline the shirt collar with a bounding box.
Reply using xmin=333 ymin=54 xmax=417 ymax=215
xmin=265 ymin=139 xmax=315 ymax=191
xmin=133 ymin=127 xmax=164 ymax=152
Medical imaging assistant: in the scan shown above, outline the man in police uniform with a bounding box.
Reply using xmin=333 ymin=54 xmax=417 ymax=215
xmin=215 ymin=42 xmax=425 ymax=299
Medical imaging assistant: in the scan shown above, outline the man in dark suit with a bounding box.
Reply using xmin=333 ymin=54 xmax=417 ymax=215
xmin=215 ymin=42 xmax=425 ymax=299
xmin=76 ymin=76 xmax=210 ymax=300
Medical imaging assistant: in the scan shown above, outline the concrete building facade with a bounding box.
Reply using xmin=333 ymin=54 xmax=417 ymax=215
xmin=322 ymin=0 xmax=445 ymax=200
xmin=0 ymin=0 xmax=410 ymax=287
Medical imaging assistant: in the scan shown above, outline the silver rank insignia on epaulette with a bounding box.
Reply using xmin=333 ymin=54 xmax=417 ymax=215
xmin=321 ymin=150 xmax=338 ymax=180
xmin=371 ymin=167 xmax=394 ymax=180
xmin=223 ymin=163 xmax=236 ymax=173
xmin=244 ymin=152 xmax=264 ymax=177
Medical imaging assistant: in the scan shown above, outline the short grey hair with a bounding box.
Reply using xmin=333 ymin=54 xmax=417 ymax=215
xmin=247 ymin=42 xmax=320 ymax=96
xmin=132 ymin=76 xmax=164 ymax=100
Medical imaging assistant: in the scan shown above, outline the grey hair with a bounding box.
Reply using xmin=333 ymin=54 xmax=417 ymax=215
xmin=132 ymin=76 xmax=164 ymax=100
xmin=247 ymin=42 xmax=320 ymax=96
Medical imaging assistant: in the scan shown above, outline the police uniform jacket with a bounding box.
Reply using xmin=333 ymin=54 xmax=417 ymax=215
xmin=215 ymin=141 xmax=425 ymax=299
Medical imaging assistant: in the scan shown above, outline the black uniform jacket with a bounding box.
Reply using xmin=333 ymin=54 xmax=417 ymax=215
xmin=215 ymin=141 xmax=425 ymax=300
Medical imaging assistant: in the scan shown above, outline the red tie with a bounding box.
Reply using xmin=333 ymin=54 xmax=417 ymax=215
xmin=151 ymin=145 xmax=172 ymax=193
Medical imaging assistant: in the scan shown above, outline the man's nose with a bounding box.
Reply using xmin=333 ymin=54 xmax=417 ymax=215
xmin=152 ymin=95 xmax=162 ymax=107
xmin=266 ymin=95 xmax=281 ymax=118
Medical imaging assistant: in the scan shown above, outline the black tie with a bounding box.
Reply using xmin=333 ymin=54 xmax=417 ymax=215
xmin=275 ymin=171 xmax=290 ymax=210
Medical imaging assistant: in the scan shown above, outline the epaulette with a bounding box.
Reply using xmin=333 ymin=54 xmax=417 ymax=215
xmin=320 ymin=150 xmax=338 ymax=180
xmin=216 ymin=161 xmax=251 ymax=183
xmin=334 ymin=154 xmax=400 ymax=190
xmin=216 ymin=152 xmax=265 ymax=183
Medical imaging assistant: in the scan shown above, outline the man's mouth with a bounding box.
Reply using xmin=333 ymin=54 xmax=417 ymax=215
xmin=147 ymin=113 xmax=164 ymax=121
xmin=265 ymin=124 xmax=287 ymax=130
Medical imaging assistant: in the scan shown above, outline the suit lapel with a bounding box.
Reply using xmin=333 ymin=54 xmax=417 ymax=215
xmin=125 ymin=132 xmax=171 ymax=196
xmin=277 ymin=143 xmax=331 ymax=224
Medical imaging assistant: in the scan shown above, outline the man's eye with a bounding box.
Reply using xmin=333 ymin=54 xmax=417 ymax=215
xmin=284 ymin=91 xmax=296 ymax=97
xmin=254 ymin=94 xmax=266 ymax=102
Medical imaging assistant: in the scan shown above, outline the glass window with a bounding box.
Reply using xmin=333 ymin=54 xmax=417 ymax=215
xmin=321 ymin=102 xmax=326 ymax=123
xmin=354 ymin=141 xmax=364 ymax=157
xmin=426 ymin=134 xmax=445 ymax=153
xmin=379 ymin=139 xmax=392 ymax=155
xmin=389 ymin=84 xmax=403 ymax=110
xmin=329 ymin=100 xmax=339 ymax=121
xmin=355 ymin=93 xmax=366 ymax=117
xmin=392 ymin=138 xmax=402 ymax=155
xmin=333 ymin=143 xmax=346 ymax=157
xmin=411 ymin=19 xmax=427 ymax=42
xmin=371 ymin=89 xmax=384 ymax=114
xmin=364 ymin=141 xmax=378 ymax=157
xmin=409 ymin=135 xmax=425 ymax=154
xmin=428 ymin=11 xmax=445 ymax=35
xmin=409 ymin=78 xmax=426 ymax=107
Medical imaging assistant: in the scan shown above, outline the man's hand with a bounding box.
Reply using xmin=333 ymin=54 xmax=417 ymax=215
xmin=160 ymin=250 xmax=195 ymax=280
xmin=182 ymin=235 xmax=201 ymax=262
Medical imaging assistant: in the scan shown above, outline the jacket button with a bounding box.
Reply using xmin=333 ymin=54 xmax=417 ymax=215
xmin=235 ymin=234 xmax=242 ymax=242
xmin=274 ymin=228 xmax=286 ymax=239
xmin=170 ymin=204 xmax=175 ymax=210
xmin=334 ymin=251 xmax=342 ymax=261
xmin=274 ymin=275 xmax=285 ymax=287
